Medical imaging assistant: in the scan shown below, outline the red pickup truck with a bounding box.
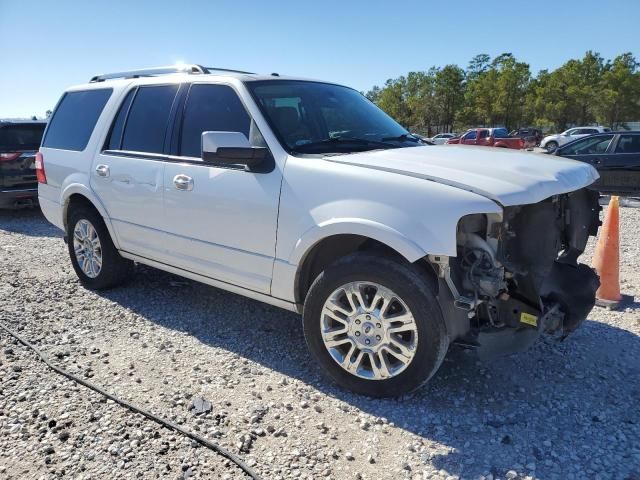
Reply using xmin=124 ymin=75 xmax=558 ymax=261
xmin=446 ymin=128 xmax=536 ymax=149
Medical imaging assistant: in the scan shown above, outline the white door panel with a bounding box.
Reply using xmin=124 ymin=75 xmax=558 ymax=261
xmin=162 ymin=161 xmax=281 ymax=293
xmin=91 ymin=153 xmax=167 ymax=259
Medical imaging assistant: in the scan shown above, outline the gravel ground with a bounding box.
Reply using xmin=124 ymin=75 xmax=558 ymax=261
xmin=0 ymin=207 xmax=638 ymax=480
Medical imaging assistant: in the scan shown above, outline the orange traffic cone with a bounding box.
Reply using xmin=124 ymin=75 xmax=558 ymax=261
xmin=592 ymin=196 xmax=622 ymax=308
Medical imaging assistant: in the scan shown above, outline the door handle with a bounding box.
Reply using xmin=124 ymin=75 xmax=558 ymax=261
xmin=173 ymin=174 xmax=194 ymax=191
xmin=95 ymin=164 xmax=110 ymax=177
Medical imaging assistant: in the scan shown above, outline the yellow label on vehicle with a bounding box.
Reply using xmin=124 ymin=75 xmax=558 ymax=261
xmin=520 ymin=312 xmax=538 ymax=327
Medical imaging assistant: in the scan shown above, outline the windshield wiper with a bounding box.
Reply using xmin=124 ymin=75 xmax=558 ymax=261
xmin=292 ymin=136 xmax=399 ymax=153
xmin=380 ymin=133 xmax=420 ymax=142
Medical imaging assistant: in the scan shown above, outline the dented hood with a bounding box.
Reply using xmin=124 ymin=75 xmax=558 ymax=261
xmin=326 ymin=145 xmax=599 ymax=207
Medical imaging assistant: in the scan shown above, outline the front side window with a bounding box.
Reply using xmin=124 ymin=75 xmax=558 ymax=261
xmin=180 ymin=84 xmax=251 ymax=157
xmin=615 ymin=135 xmax=640 ymax=154
xmin=463 ymin=130 xmax=477 ymax=140
xmin=43 ymin=89 xmax=112 ymax=151
xmin=121 ymin=85 xmax=179 ymax=154
xmin=247 ymin=80 xmax=418 ymax=154
xmin=561 ymin=135 xmax=614 ymax=155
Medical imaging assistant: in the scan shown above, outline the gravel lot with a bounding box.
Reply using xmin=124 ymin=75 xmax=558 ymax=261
xmin=1 ymin=207 xmax=638 ymax=480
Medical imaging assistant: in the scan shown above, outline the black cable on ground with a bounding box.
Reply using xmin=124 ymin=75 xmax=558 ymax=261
xmin=0 ymin=321 xmax=262 ymax=480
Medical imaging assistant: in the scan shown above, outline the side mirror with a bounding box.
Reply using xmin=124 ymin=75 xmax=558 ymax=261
xmin=201 ymin=131 xmax=268 ymax=169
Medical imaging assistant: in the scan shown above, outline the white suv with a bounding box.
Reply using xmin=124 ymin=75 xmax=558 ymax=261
xmin=38 ymin=65 xmax=601 ymax=397
xmin=540 ymin=126 xmax=611 ymax=151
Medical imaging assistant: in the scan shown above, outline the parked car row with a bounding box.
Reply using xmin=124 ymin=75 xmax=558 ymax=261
xmin=446 ymin=128 xmax=536 ymax=149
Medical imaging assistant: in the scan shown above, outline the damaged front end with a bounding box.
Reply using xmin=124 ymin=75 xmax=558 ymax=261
xmin=432 ymin=188 xmax=601 ymax=359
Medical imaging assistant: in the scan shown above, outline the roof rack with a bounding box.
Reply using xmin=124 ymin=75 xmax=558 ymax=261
xmin=89 ymin=64 xmax=255 ymax=83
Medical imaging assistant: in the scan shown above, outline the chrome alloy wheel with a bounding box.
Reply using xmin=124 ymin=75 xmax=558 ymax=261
xmin=320 ymin=281 xmax=419 ymax=380
xmin=73 ymin=219 xmax=102 ymax=278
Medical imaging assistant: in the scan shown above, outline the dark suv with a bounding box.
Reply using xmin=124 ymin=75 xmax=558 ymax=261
xmin=509 ymin=127 xmax=543 ymax=146
xmin=0 ymin=120 xmax=47 ymax=208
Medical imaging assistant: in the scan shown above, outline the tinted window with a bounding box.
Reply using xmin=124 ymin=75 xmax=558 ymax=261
xmin=561 ymin=135 xmax=614 ymax=155
xmin=478 ymin=130 xmax=489 ymax=139
xmin=106 ymin=89 xmax=136 ymax=150
xmin=180 ymin=84 xmax=250 ymax=157
xmin=0 ymin=124 xmax=46 ymax=150
xmin=493 ymin=128 xmax=509 ymax=138
xmin=43 ymin=89 xmax=112 ymax=151
xmin=122 ymin=85 xmax=179 ymax=154
xmin=615 ymin=135 xmax=640 ymax=154
xmin=248 ymin=80 xmax=408 ymax=153
xmin=463 ymin=130 xmax=477 ymax=140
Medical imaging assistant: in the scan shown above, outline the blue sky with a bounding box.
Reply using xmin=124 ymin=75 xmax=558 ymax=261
xmin=1 ymin=0 xmax=639 ymax=117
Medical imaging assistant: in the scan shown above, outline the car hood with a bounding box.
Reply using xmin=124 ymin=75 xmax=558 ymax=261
xmin=325 ymin=145 xmax=599 ymax=207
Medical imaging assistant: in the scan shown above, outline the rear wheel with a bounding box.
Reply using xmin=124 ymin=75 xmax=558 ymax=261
xmin=302 ymin=252 xmax=449 ymax=397
xmin=67 ymin=205 xmax=133 ymax=290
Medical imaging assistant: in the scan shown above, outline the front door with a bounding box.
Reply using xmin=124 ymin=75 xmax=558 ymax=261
xmin=162 ymin=83 xmax=282 ymax=294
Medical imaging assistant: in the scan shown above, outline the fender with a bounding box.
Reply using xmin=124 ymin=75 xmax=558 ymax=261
xmin=288 ymin=217 xmax=431 ymax=266
xmin=60 ymin=181 xmax=121 ymax=250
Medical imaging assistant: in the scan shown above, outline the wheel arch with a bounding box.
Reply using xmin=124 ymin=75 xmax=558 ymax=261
xmin=292 ymin=220 xmax=437 ymax=305
xmin=62 ymin=185 xmax=120 ymax=250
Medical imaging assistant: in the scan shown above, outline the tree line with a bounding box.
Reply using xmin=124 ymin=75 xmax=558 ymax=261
xmin=364 ymin=51 xmax=640 ymax=135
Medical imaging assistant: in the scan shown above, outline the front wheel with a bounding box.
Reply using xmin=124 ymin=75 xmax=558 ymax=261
xmin=545 ymin=140 xmax=558 ymax=152
xmin=302 ymin=252 xmax=449 ymax=397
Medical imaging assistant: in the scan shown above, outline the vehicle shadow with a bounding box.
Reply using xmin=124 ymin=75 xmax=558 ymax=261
xmin=0 ymin=208 xmax=60 ymax=238
xmin=98 ymin=264 xmax=640 ymax=479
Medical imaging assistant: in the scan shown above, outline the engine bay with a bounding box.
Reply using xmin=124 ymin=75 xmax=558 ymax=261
xmin=431 ymin=188 xmax=601 ymax=357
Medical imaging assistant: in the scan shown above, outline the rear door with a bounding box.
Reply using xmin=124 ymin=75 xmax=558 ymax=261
xmin=602 ymin=134 xmax=640 ymax=195
xmin=0 ymin=123 xmax=45 ymax=190
xmin=92 ymin=84 xmax=180 ymax=261
xmin=475 ymin=129 xmax=491 ymax=146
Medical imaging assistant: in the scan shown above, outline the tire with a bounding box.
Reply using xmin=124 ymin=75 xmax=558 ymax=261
xmin=545 ymin=140 xmax=558 ymax=152
xmin=302 ymin=252 xmax=449 ymax=397
xmin=67 ymin=205 xmax=133 ymax=290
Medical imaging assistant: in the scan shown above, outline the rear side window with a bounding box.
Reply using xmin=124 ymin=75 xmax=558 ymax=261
xmin=43 ymin=89 xmax=112 ymax=151
xmin=0 ymin=124 xmax=46 ymax=151
xmin=615 ymin=135 xmax=640 ymax=154
xmin=121 ymin=85 xmax=179 ymax=154
xmin=179 ymin=84 xmax=250 ymax=157
xmin=106 ymin=89 xmax=136 ymax=150
xmin=493 ymin=128 xmax=509 ymax=138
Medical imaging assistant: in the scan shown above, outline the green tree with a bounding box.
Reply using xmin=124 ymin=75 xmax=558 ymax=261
xmin=433 ymin=65 xmax=465 ymax=132
xmin=596 ymin=53 xmax=640 ymax=128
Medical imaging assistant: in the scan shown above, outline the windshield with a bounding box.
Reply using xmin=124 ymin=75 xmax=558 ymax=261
xmin=246 ymin=80 xmax=416 ymax=154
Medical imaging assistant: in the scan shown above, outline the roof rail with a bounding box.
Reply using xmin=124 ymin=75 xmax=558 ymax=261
xmin=89 ymin=64 xmax=208 ymax=83
xmin=89 ymin=64 xmax=257 ymax=83
xmin=204 ymin=66 xmax=256 ymax=75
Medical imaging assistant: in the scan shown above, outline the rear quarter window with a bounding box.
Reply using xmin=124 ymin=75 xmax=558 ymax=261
xmin=43 ymin=89 xmax=112 ymax=151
